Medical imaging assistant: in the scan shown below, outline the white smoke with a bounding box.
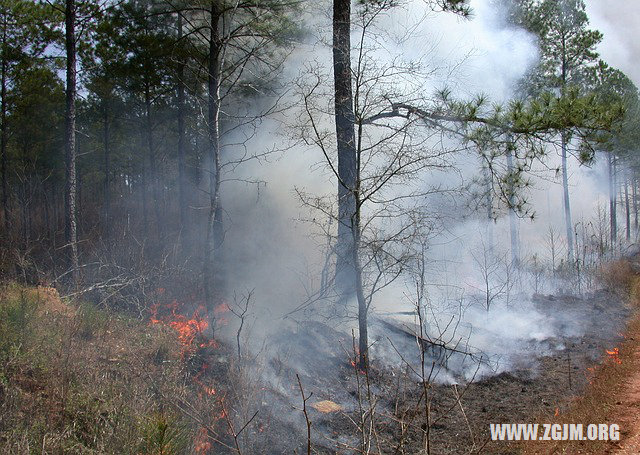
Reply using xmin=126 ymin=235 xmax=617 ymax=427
xmin=215 ymin=0 xmax=629 ymax=382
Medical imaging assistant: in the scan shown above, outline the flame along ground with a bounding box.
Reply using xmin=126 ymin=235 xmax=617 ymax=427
xmin=606 ymin=347 xmax=622 ymax=365
xmin=149 ymin=291 xmax=231 ymax=453
xmin=584 ymin=347 xmax=622 ymax=385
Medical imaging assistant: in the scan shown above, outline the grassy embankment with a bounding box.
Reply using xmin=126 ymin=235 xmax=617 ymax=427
xmin=0 ymin=283 xmax=203 ymax=454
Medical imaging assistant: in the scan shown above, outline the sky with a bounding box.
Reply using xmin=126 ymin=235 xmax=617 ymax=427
xmin=586 ymin=1 xmax=640 ymax=87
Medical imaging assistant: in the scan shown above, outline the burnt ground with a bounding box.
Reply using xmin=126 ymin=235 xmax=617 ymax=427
xmin=203 ymin=288 xmax=631 ymax=454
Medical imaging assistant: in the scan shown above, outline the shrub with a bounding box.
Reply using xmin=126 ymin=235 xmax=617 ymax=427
xmin=76 ymin=302 xmax=109 ymax=340
xmin=138 ymin=412 xmax=190 ymax=455
xmin=0 ymin=286 xmax=39 ymax=358
xmin=598 ymin=260 xmax=636 ymax=298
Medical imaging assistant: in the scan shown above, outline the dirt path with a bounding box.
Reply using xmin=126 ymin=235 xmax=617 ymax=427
xmin=613 ymin=344 xmax=640 ymax=454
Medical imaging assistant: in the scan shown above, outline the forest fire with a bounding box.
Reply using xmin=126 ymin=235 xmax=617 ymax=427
xmin=148 ymin=299 xmax=228 ymax=356
xmin=585 ymin=366 xmax=596 ymax=384
xmin=4 ymin=0 xmax=639 ymax=451
xmin=149 ymin=298 xmax=226 ymax=378
xmin=194 ymin=362 xmax=217 ymax=396
xmin=150 ymin=301 xmax=208 ymax=351
xmin=606 ymin=347 xmax=622 ymax=364
xmin=150 ymin=298 xmax=230 ymax=452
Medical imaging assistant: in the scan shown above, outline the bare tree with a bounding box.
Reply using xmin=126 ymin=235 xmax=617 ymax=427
xmin=299 ymin=0 xmax=475 ymax=368
xmin=468 ymin=239 xmax=511 ymax=312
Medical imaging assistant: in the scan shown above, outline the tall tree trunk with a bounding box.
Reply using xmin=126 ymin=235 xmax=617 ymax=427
xmin=559 ymin=51 xmax=575 ymax=266
xmin=144 ymin=86 xmax=162 ymax=237
xmin=483 ymin=164 xmax=493 ymax=252
xmin=177 ymin=13 xmax=188 ymax=246
xmin=333 ymin=0 xmax=357 ymax=300
xmin=625 ymin=172 xmax=631 ymax=242
xmin=561 ymin=132 xmax=574 ymax=264
xmin=103 ymin=106 xmax=111 ymax=235
xmin=76 ymin=158 xmax=82 ymax=236
xmin=64 ymin=0 xmax=79 ymax=286
xmin=505 ymin=144 xmax=519 ymax=267
xmin=608 ymin=153 xmax=616 ymax=251
xmin=52 ymin=182 xmax=59 ymax=246
xmin=1 ymin=16 xmax=8 ymax=235
xmin=43 ymin=183 xmax=51 ymax=240
xmin=333 ymin=0 xmax=367 ymax=366
xmin=633 ymin=174 xmax=638 ymax=236
xmin=353 ymin=201 xmax=367 ymax=368
xmin=203 ymin=2 xmax=223 ymax=322
xmin=140 ymin=129 xmax=148 ymax=237
xmin=19 ymin=174 xmax=26 ymax=246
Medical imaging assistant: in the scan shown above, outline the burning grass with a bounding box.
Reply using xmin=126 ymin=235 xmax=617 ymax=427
xmin=1 ymin=257 xmax=638 ymax=454
xmin=0 ymin=282 xmax=214 ymax=454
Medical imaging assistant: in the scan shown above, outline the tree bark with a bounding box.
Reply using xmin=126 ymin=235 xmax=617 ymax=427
xmin=483 ymin=163 xmax=493 ymax=252
xmin=333 ymin=0 xmax=357 ymax=300
xmin=144 ymin=85 xmax=162 ymax=237
xmin=625 ymin=172 xmax=630 ymax=242
xmin=52 ymin=182 xmax=59 ymax=246
xmin=64 ymin=0 xmax=79 ymax=286
xmin=333 ymin=0 xmax=368 ymax=366
xmin=561 ymin=132 xmax=574 ymax=264
xmin=608 ymin=153 xmax=616 ymax=251
xmin=352 ymin=198 xmax=368 ymax=368
xmin=140 ymin=127 xmax=148 ymax=237
xmin=633 ymin=175 xmax=638 ymax=236
xmin=1 ymin=15 xmax=8 ymax=234
xmin=177 ymin=12 xmax=188 ymax=245
xmin=203 ymin=2 xmax=223 ymax=321
xmin=103 ymin=106 xmax=111 ymax=234
xmin=505 ymin=145 xmax=519 ymax=267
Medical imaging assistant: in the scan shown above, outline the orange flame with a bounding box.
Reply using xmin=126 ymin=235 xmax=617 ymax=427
xmin=149 ymin=301 xmax=214 ymax=356
xmin=149 ymin=300 xmax=220 ymax=396
xmin=606 ymin=347 xmax=622 ymax=364
xmin=193 ymin=362 xmax=217 ymax=397
xmin=349 ymin=348 xmax=367 ymax=374
xmin=149 ymin=298 xmax=228 ymax=453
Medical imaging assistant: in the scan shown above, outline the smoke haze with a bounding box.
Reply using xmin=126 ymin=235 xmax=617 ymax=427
xmin=212 ymin=0 xmax=633 ymax=382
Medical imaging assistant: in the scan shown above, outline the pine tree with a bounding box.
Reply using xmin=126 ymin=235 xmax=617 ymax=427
xmin=515 ymin=0 xmax=603 ymax=264
xmin=0 ymin=0 xmax=58 ymax=234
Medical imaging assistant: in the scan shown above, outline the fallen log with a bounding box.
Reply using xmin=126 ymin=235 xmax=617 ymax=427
xmin=374 ymin=316 xmax=488 ymax=367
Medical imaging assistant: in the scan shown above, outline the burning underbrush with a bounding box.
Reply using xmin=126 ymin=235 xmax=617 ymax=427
xmin=0 ymin=283 xmax=233 ymax=454
xmin=0 ymin=262 xmax=636 ymax=454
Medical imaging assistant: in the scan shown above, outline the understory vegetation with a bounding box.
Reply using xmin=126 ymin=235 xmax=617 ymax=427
xmin=0 ymin=284 xmax=194 ymax=454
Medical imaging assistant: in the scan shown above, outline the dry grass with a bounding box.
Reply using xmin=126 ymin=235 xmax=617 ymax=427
xmin=0 ymin=283 xmax=201 ymax=454
xmin=599 ymin=260 xmax=637 ymax=298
